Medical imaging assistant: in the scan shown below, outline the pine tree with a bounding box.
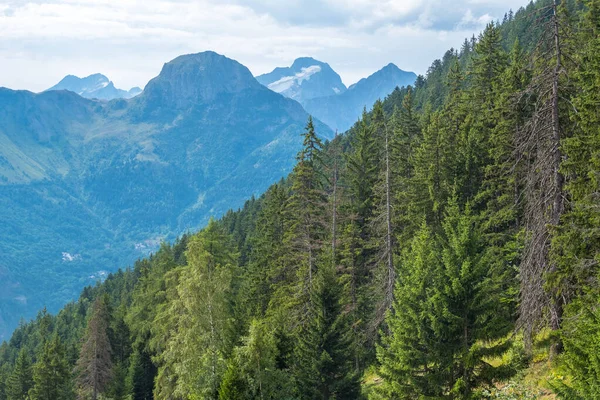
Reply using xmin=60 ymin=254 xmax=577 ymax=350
xmin=339 ymin=110 xmax=380 ymax=369
xmin=283 ymin=116 xmax=327 ymax=316
xmin=460 ymin=21 xmax=508 ymax=204
xmin=370 ymin=100 xmax=396 ymax=321
xmin=551 ymin=2 xmax=600 ymax=396
xmin=551 ymin=0 xmax=600 ymax=310
xmin=433 ymin=200 xmax=513 ymax=397
xmin=30 ymin=335 xmax=71 ymax=400
xmin=372 ymin=223 xmax=442 ymax=399
xmin=556 ymin=295 xmax=600 ymax=399
xmin=392 ymin=88 xmax=422 ymax=247
xmin=374 ymin=201 xmax=514 ymax=398
xmin=6 ymin=349 xmax=33 ymax=400
xmin=74 ymin=296 xmax=113 ymax=400
xmin=240 ymin=183 xmax=288 ymax=320
xmin=293 ymin=262 xmax=360 ymax=399
xmin=0 ymin=363 xmax=9 ymax=400
xmin=126 ymin=347 xmax=155 ymax=400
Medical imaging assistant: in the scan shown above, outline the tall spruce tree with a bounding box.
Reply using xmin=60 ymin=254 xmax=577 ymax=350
xmin=551 ymin=2 xmax=600 ymax=397
xmin=283 ymin=116 xmax=327 ymax=317
xmin=375 ymin=201 xmax=514 ymax=399
xmin=373 ymin=223 xmax=442 ymax=399
xmin=293 ymin=262 xmax=360 ymax=399
xmin=6 ymin=349 xmax=33 ymax=400
xmin=340 ymin=110 xmax=380 ymax=368
xmin=30 ymin=335 xmax=71 ymax=400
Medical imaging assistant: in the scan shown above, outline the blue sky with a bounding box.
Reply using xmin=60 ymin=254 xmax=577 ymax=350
xmin=0 ymin=0 xmax=529 ymax=92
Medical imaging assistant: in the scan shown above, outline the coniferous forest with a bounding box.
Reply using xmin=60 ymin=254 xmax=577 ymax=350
xmin=2 ymin=0 xmax=600 ymax=398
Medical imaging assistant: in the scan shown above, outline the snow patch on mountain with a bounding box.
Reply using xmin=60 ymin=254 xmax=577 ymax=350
xmin=267 ymin=65 xmax=322 ymax=96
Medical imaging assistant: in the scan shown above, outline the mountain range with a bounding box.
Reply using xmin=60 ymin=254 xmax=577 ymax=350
xmin=0 ymin=52 xmax=414 ymax=339
xmin=47 ymin=73 xmax=142 ymax=100
xmin=256 ymin=57 xmax=347 ymax=103
xmin=258 ymin=58 xmax=417 ymax=132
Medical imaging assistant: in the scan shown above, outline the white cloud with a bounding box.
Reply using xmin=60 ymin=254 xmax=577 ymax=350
xmin=0 ymin=0 xmax=529 ymax=92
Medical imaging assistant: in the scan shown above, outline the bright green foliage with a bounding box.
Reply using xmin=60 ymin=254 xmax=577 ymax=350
xmin=3 ymin=3 xmax=600 ymax=399
xmin=30 ymin=335 xmax=71 ymax=400
xmin=154 ymin=220 xmax=238 ymax=399
xmin=373 ymin=224 xmax=442 ymax=399
xmin=219 ymin=319 xmax=293 ymax=400
xmin=375 ymin=202 xmax=514 ymax=399
xmin=433 ymin=201 xmax=514 ymax=397
xmin=6 ymin=349 xmax=33 ymax=400
xmin=556 ymin=296 xmax=600 ymax=399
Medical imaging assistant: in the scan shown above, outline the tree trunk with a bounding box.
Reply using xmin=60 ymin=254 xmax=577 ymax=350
xmin=385 ymin=126 xmax=395 ymax=308
xmin=549 ymin=0 xmax=565 ymax=358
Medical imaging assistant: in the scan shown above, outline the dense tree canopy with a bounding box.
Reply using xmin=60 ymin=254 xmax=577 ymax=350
xmin=1 ymin=1 xmax=599 ymax=399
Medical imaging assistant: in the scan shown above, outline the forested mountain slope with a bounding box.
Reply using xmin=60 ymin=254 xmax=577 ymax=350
xmin=0 ymin=51 xmax=332 ymax=341
xmin=2 ymin=0 xmax=600 ymax=399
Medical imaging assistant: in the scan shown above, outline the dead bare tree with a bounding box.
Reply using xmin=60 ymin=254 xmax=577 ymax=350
xmin=516 ymin=0 xmax=573 ymax=355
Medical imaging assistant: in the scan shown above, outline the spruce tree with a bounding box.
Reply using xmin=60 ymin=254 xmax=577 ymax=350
xmin=375 ymin=201 xmax=514 ymax=398
xmin=373 ymin=223 xmax=442 ymax=399
xmin=432 ymin=200 xmax=513 ymax=397
xmin=293 ymin=262 xmax=360 ymax=399
xmin=341 ymin=110 xmax=380 ymax=359
xmin=0 ymin=363 xmax=8 ymax=400
xmin=551 ymin=0 xmax=600 ymax=309
xmin=6 ymin=349 xmax=33 ymax=400
xmin=551 ymin=2 xmax=600 ymax=396
xmin=283 ymin=116 xmax=327 ymax=315
xmin=240 ymin=183 xmax=288 ymax=320
xmin=126 ymin=347 xmax=156 ymax=400
xmin=30 ymin=335 xmax=71 ymax=400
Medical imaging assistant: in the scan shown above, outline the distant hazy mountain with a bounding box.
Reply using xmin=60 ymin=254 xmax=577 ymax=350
xmin=303 ymin=63 xmax=417 ymax=132
xmin=256 ymin=57 xmax=347 ymax=104
xmin=47 ymin=73 xmax=142 ymax=100
xmin=257 ymin=59 xmax=416 ymax=133
xmin=0 ymin=51 xmax=332 ymax=340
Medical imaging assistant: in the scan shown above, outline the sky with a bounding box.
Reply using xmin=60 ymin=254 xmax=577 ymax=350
xmin=0 ymin=0 xmax=530 ymax=92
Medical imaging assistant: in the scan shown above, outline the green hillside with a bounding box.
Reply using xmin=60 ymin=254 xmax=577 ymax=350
xmin=0 ymin=52 xmax=332 ymax=341
xmin=1 ymin=0 xmax=600 ymax=399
